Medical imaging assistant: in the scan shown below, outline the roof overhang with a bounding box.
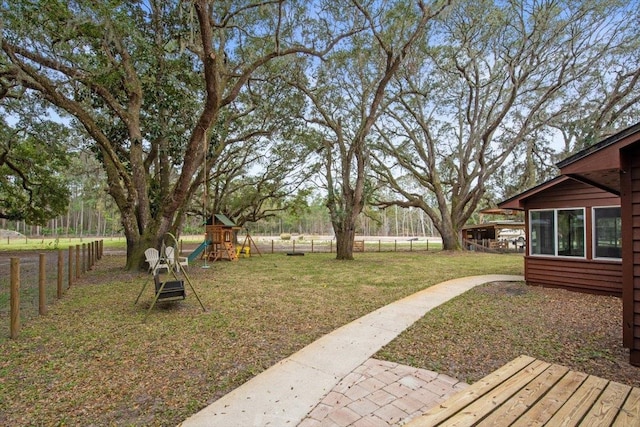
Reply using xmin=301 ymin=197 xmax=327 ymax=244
xmin=461 ymin=222 xmax=525 ymax=232
xmin=556 ymin=122 xmax=640 ymax=196
xmin=479 ymin=207 xmax=520 ymax=216
xmin=498 ymin=176 xmax=570 ymax=210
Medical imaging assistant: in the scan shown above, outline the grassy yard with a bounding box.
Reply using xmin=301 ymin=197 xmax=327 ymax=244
xmin=0 ymin=236 xmax=127 ymax=251
xmin=0 ymin=250 xmax=521 ymax=426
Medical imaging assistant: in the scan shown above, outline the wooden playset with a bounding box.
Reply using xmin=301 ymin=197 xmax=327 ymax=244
xmin=205 ymin=214 xmax=241 ymax=261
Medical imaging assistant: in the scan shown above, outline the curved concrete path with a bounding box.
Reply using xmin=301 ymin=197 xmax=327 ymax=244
xmin=181 ymin=274 xmax=524 ymax=427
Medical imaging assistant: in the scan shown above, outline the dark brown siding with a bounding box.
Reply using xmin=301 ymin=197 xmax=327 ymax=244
xmin=525 ymin=257 xmax=622 ymax=295
xmin=622 ymin=145 xmax=640 ymax=365
xmin=523 ymin=179 xmax=620 ymax=209
xmin=522 ymin=178 xmax=622 ymax=295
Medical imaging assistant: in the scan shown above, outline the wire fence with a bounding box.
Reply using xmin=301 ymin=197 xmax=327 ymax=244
xmin=226 ymin=236 xmax=441 ymax=255
xmin=0 ymin=241 xmax=103 ymax=340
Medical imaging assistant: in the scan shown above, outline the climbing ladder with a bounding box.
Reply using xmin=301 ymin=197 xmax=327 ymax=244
xmin=224 ymin=242 xmax=238 ymax=261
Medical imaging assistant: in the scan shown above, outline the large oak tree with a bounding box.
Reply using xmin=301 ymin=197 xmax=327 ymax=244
xmin=373 ymin=0 xmax=640 ymax=250
xmin=1 ymin=0 xmax=351 ymax=268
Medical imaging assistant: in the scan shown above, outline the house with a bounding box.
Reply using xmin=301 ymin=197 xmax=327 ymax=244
xmin=499 ymin=122 xmax=640 ymax=366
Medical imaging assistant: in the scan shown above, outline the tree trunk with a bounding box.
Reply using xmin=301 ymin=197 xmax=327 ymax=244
xmin=334 ymin=222 xmax=356 ymax=260
xmin=432 ymin=212 xmax=463 ymax=251
xmin=126 ymin=239 xmax=148 ymax=271
xmin=440 ymin=226 xmax=462 ymax=251
xmin=327 ymin=185 xmax=360 ymax=261
xmin=125 ymin=231 xmax=160 ymax=270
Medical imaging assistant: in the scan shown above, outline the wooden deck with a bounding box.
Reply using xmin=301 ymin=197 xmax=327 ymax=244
xmin=407 ymin=355 xmax=640 ymax=426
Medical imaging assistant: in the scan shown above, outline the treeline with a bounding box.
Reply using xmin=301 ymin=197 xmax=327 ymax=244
xmin=2 ymin=200 xmax=439 ymax=239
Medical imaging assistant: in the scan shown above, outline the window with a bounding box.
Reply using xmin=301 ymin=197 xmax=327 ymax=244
xmin=530 ymin=208 xmax=585 ymax=257
xmin=593 ymin=207 xmax=621 ymax=259
xmin=557 ymin=209 xmax=585 ymax=256
xmin=530 ymin=210 xmax=554 ymax=255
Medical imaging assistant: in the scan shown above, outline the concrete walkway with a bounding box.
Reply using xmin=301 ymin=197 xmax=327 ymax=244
xmin=181 ymin=274 xmax=524 ymax=427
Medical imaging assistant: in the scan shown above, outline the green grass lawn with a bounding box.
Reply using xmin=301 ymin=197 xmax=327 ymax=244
xmin=0 ymin=250 xmax=522 ymax=426
xmin=0 ymin=236 xmax=126 ymax=251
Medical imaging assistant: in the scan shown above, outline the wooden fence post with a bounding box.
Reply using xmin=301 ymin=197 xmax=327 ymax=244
xmin=271 ymin=240 xmax=274 ymax=254
xmin=89 ymin=241 xmax=94 ymax=270
xmin=82 ymin=243 xmax=86 ymax=274
xmin=378 ymin=240 xmax=381 ymax=252
xmin=311 ymin=240 xmax=314 ymax=253
xmin=10 ymin=257 xmax=20 ymax=339
xmin=57 ymin=249 xmax=63 ymax=299
xmin=68 ymin=245 xmax=74 ymax=288
xmin=39 ymin=253 xmax=46 ymax=315
xmin=76 ymin=244 xmax=80 ymax=279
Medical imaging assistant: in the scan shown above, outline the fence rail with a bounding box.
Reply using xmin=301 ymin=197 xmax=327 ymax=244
xmin=0 ymin=240 xmax=104 ymax=339
xmin=235 ymin=237 xmax=439 ymax=254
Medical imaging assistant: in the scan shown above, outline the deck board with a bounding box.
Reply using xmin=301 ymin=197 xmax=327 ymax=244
xmin=442 ymin=360 xmax=550 ymax=426
xmin=511 ymin=370 xmax=588 ymax=426
xmin=546 ymin=375 xmax=608 ymax=426
xmin=580 ymin=382 xmax=631 ymax=427
xmin=406 ymin=356 xmax=640 ymax=427
xmin=613 ymin=387 xmax=640 ymax=426
xmin=478 ymin=363 xmax=569 ymax=426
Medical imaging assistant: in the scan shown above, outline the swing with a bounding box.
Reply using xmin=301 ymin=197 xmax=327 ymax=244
xmin=135 ymin=233 xmax=206 ymax=321
xmin=154 ymin=274 xmax=185 ymax=301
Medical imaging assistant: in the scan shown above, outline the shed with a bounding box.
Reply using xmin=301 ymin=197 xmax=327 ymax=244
xmin=461 ymin=221 xmax=525 ymax=251
xmin=499 ymin=122 xmax=640 ymax=366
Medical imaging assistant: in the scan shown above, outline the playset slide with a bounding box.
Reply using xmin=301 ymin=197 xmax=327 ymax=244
xmin=188 ymin=240 xmax=210 ymax=262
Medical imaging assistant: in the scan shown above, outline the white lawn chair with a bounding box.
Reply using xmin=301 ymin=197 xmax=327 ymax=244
xmin=144 ymin=247 xmax=169 ymax=275
xmin=165 ymin=246 xmax=188 ymax=271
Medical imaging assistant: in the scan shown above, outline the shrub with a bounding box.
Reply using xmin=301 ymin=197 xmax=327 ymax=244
xmin=280 ymin=233 xmax=291 ymax=240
